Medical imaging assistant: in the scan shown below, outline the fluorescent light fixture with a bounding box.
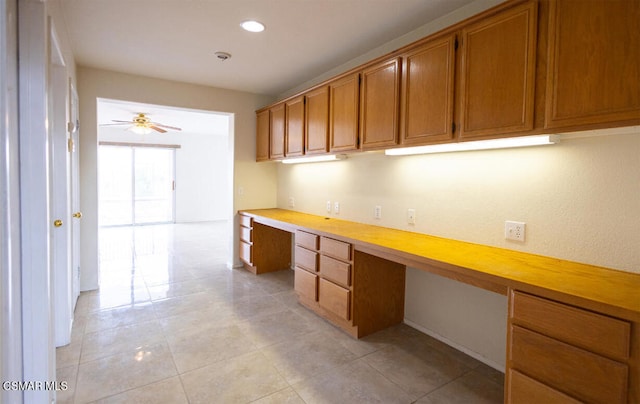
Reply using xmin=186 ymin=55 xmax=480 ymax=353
xmin=385 ymin=135 xmax=559 ymax=156
xmin=281 ymin=154 xmax=347 ymax=164
xmin=240 ymin=20 xmax=265 ymax=32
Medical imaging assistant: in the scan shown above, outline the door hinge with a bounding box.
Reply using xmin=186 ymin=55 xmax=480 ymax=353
xmin=454 ymin=38 xmax=459 ymax=51
xmin=452 ymin=122 xmax=456 ymax=133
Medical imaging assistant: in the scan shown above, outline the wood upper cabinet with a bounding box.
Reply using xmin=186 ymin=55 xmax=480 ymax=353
xmin=256 ymin=109 xmax=270 ymax=161
xmin=269 ymin=103 xmax=285 ymax=160
xmin=545 ymin=0 xmax=640 ymax=129
xmin=305 ymin=86 xmax=330 ymax=155
xmin=329 ymin=73 xmax=360 ymax=152
xmin=285 ymin=96 xmax=305 ymax=157
xmin=459 ymin=1 xmax=538 ymax=140
xmin=401 ymin=34 xmax=456 ymax=145
xmin=360 ymin=58 xmax=401 ymax=150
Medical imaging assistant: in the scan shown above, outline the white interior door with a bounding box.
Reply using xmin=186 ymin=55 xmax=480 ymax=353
xmin=70 ymin=82 xmax=81 ymax=309
xmin=49 ymin=20 xmax=73 ymax=347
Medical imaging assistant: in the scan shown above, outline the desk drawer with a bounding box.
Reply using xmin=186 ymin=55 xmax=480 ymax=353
xmin=296 ymin=230 xmax=319 ymax=250
xmin=509 ymin=325 xmax=628 ymax=404
xmin=511 ymin=291 xmax=630 ymax=360
xmin=507 ymin=369 xmax=580 ymax=404
xmin=295 ymin=267 xmax=318 ymax=301
xmin=320 ymin=255 xmax=351 ymax=287
xmin=320 ymin=237 xmax=351 ymax=261
xmin=239 ymin=214 xmax=252 ymax=228
xmin=239 ymin=240 xmax=252 ymax=265
xmin=295 ymin=245 xmax=318 ymax=272
xmin=239 ymin=226 xmax=252 ymax=243
xmin=319 ymin=278 xmax=350 ymax=321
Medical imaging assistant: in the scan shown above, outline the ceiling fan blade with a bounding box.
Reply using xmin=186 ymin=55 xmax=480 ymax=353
xmin=99 ymin=123 xmax=131 ymax=126
xmin=150 ymin=125 xmax=167 ymax=133
xmin=111 ymin=120 xmax=133 ymax=123
xmin=152 ymin=123 xmax=182 ymax=131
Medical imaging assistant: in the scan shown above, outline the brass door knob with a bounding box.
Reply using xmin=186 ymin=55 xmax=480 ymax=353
xmin=72 ymin=212 xmax=82 ymax=219
xmin=54 ymin=219 xmax=63 ymax=227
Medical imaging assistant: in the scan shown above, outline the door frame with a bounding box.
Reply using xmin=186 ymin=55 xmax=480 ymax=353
xmin=18 ymin=1 xmax=55 ymax=402
xmin=1 ymin=0 xmax=24 ymax=402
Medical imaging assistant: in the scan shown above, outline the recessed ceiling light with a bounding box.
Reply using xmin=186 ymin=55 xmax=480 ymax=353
xmin=240 ymin=20 xmax=265 ymax=33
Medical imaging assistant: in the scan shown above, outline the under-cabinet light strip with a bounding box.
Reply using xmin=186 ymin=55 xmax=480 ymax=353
xmin=281 ymin=154 xmax=347 ymax=164
xmin=385 ymin=135 xmax=559 ymax=156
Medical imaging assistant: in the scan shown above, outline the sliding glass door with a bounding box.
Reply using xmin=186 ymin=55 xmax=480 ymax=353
xmin=99 ymin=145 xmax=175 ymax=226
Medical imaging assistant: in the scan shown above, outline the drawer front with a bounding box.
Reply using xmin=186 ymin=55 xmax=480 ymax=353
xmin=239 ymin=214 xmax=253 ymax=228
xmin=509 ymin=325 xmax=628 ymax=404
xmin=507 ymin=369 xmax=580 ymax=404
xmin=239 ymin=240 xmax=252 ymax=265
xmin=320 ymin=237 xmax=351 ymax=261
xmin=511 ymin=291 xmax=631 ymax=360
xmin=296 ymin=230 xmax=319 ymax=251
xmin=320 ymin=254 xmax=351 ymax=287
xmin=239 ymin=226 xmax=252 ymax=243
xmin=295 ymin=267 xmax=318 ymax=301
xmin=295 ymin=245 xmax=318 ymax=272
xmin=319 ymin=278 xmax=351 ymax=321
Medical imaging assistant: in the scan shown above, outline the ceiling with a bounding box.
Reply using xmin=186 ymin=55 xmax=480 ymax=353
xmin=60 ymin=0 xmax=477 ymax=97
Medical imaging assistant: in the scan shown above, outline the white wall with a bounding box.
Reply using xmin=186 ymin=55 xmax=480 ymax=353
xmin=273 ymin=0 xmax=640 ymax=371
xmin=100 ymin=123 xmax=230 ymax=223
xmin=78 ymin=67 xmax=275 ymax=290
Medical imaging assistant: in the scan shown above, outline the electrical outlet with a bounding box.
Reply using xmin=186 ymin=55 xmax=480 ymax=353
xmin=288 ymin=197 xmax=295 ymax=208
xmin=407 ymin=209 xmax=416 ymax=225
xmin=374 ymin=205 xmax=382 ymax=220
xmin=505 ymin=221 xmax=526 ymax=242
xmin=326 ymin=201 xmax=332 ymax=213
xmin=334 ymin=201 xmax=340 ymax=214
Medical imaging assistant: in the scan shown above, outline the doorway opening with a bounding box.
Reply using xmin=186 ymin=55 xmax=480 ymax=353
xmin=99 ymin=145 xmax=176 ymax=226
xmin=95 ymin=98 xmax=234 ymax=290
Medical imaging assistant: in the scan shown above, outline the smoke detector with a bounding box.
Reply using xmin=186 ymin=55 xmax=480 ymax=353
xmin=214 ymin=51 xmax=231 ymax=61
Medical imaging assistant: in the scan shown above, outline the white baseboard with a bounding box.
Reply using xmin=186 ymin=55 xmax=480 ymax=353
xmin=403 ymin=318 xmax=505 ymax=373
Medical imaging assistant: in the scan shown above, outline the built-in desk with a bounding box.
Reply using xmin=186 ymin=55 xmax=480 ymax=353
xmin=239 ymin=208 xmax=639 ymax=403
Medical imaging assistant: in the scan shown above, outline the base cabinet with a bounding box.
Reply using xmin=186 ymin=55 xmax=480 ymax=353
xmin=238 ymin=213 xmax=291 ymax=274
xmin=506 ymin=290 xmax=631 ymax=404
xmin=293 ymin=231 xmax=405 ymax=338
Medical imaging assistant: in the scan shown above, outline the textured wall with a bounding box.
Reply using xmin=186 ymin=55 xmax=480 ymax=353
xmin=276 ymin=129 xmax=640 ymax=368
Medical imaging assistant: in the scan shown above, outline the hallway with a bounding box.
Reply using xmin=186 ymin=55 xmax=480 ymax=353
xmin=56 ymin=222 xmax=503 ymax=403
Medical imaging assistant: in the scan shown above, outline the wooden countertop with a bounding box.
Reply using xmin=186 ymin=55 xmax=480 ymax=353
xmin=240 ymin=209 xmax=640 ymax=321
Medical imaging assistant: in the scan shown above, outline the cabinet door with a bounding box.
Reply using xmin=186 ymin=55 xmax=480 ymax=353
xmin=507 ymin=369 xmax=581 ymax=404
xmin=256 ymin=109 xmax=270 ymax=161
xmin=545 ymin=0 xmax=640 ymax=129
xmin=329 ymin=73 xmax=360 ymax=152
xmin=360 ymin=58 xmax=401 ymax=150
xmin=459 ymin=1 xmax=538 ymax=139
xmin=305 ymin=86 xmax=330 ymax=155
xmin=401 ymin=34 xmax=456 ymax=145
xmin=285 ymin=96 xmax=305 ymax=157
xmin=269 ymin=103 xmax=285 ymax=160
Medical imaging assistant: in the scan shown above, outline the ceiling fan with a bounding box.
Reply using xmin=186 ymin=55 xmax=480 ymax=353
xmin=100 ymin=113 xmax=182 ymax=134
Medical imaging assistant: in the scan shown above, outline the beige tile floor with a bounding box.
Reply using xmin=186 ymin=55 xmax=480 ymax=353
xmin=56 ymin=222 xmax=504 ymax=403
